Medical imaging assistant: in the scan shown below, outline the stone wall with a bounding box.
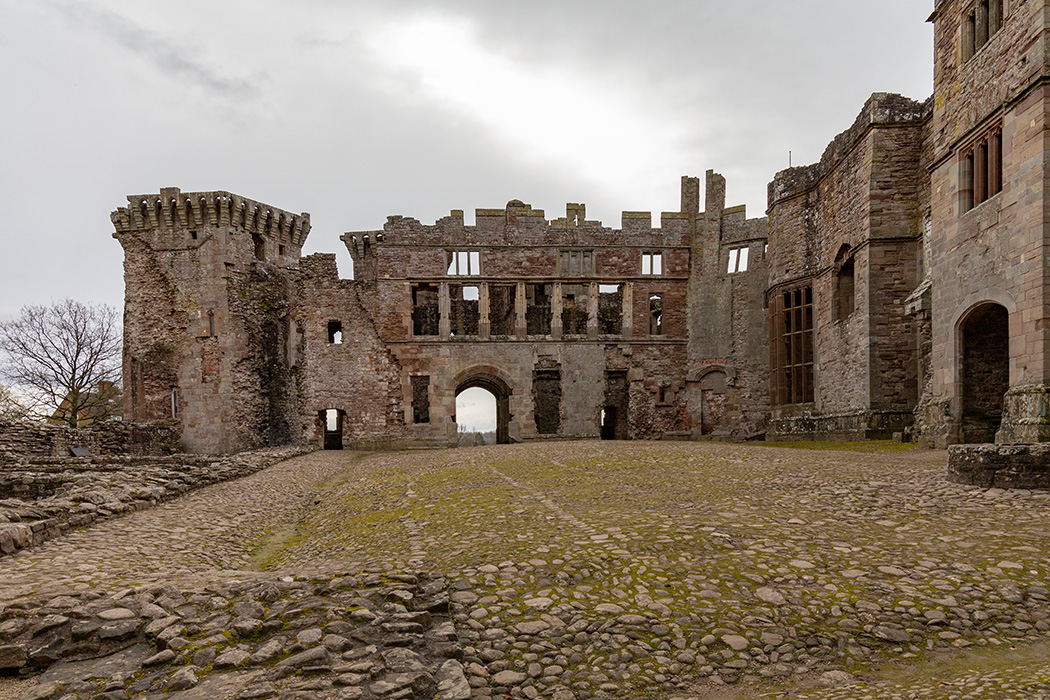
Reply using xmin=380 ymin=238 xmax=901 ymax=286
xmin=112 ymin=188 xmax=310 ymax=454
xmin=0 ymin=446 xmax=310 ymax=558
xmin=339 ymin=175 xmax=769 ymax=444
xmin=766 ymin=93 xmax=928 ymax=441
xmin=0 ymin=421 xmax=178 ymax=462
xmin=948 ymin=443 xmax=1050 ymax=489
xmin=922 ymin=0 xmax=1050 ymax=447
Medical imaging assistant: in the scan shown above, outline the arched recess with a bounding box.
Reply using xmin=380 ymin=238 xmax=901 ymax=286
xmin=455 ymin=370 xmax=512 ymax=445
xmin=959 ymin=302 xmax=1009 ymax=443
xmin=319 ymin=408 xmax=344 ymax=450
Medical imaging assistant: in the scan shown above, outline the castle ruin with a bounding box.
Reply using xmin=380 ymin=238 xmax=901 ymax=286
xmin=113 ymin=0 xmax=1050 ymax=464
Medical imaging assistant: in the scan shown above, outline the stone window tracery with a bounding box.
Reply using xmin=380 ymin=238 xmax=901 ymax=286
xmin=727 ymin=246 xmax=750 ymax=273
xmin=769 ymin=286 xmax=814 ymax=406
xmin=641 ymin=252 xmax=663 ymax=276
xmin=446 ymin=250 xmax=481 ymax=276
xmin=558 ymin=250 xmax=595 ymax=276
xmin=960 ymin=124 xmax=1002 ymax=213
xmin=962 ymin=0 xmax=1003 ymax=62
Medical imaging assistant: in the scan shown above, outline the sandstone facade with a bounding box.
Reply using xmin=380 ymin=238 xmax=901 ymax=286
xmin=114 ymin=174 xmax=767 ymax=452
xmin=111 ymin=0 xmax=1050 ymax=453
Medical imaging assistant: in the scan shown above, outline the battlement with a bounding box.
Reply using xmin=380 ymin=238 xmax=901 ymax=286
xmin=111 ymin=187 xmax=310 ymax=247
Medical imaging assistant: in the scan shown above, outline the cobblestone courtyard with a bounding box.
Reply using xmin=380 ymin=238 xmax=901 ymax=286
xmin=3 ymin=441 xmax=1050 ymax=699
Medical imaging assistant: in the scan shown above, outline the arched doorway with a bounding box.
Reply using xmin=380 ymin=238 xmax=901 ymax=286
xmin=320 ymin=408 xmax=343 ymax=450
xmin=960 ymin=303 xmax=1009 ymax=443
xmin=456 ymin=374 xmax=511 ymax=444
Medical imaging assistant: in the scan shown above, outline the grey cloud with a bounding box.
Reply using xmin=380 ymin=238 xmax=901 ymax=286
xmin=46 ymin=0 xmax=260 ymax=98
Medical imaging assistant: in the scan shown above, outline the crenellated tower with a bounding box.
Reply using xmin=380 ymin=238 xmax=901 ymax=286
xmin=111 ymin=187 xmax=310 ymax=453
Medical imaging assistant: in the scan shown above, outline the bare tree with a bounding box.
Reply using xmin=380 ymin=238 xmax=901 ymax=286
xmin=0 ymin=384 xmax=29 ymax=422
xmin=0 ymin=300 xmax=121 ymax=427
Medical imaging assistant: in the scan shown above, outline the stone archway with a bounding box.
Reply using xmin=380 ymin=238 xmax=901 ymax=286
xmin=960 ymin=302 xmax=1009 ymax=443
xmin=456 ymin=373 xmax=512 ymax=445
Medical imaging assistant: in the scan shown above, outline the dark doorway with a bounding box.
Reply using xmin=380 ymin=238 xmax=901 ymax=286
xmin=602 ymin=371 xmax=629 ymax=439
xmin=321 ymin=408 xmax=343 ymax=450
xmin=600 ymin=406 xmax=617 ymax=440
xmin=960 ymin=303 xmax=1009 ymax=443
xmin=457 ymin=375 xmax=512 ymax=444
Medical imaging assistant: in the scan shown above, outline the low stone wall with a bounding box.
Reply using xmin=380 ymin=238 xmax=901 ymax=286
xmin=768 ymin=409 xmax=913 ymax=441
xmin=948 ymin=443 xmax=1050 ymax=489
xmin=0 ymin=446 xmax=312 ymax=558
xmin=0 ymin=421 xmax=180 ymax=462
xmin=0 ymin=572 xmax=469 ymax=699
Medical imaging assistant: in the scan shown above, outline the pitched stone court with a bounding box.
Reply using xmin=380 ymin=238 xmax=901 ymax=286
xmin=3 ymin=442 xmax=1050 ymax=699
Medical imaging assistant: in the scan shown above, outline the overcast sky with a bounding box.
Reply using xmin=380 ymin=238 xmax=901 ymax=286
xmin=1 ymin=1 xmax=932 ymax=325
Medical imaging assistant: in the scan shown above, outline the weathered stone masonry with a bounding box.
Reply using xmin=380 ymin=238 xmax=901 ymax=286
xmin=112 ymin=1 xmax=1050 ymax=458
xmin=114 ymin=174 xmax=769 ymax=452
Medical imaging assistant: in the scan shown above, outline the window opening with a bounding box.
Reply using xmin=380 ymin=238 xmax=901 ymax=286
xmin=208 ymin=311 xmax=216 ymax=337
xmin=727 ymin=246 xmax=750 ymax=273
xmin=489 ymin=284 xmax=516 ymax=337
xmin=649 ymin=294 xmax=663 ymax=335
xmin=171 ymin=388 xmax=179 ymax=419
xmin=561 ymin=284 xmax=589 ymax=336
xmin=410 ymin=375 xmax=430 ymax=424
xmin=450 ymin=285 xmax=480 ymax=336
xmin=526 ymin=283 xmax=552 ymax=335
xmin=598 ymin=284 xmax=623 ymax=335
xmin=769 ymin=286 xmax=814 ymax=406
xmin=279 ymin=244 xmax=286 ymax=256
xmin=964 ymin=0 xmax=1003 ymax=61
xmin=641 ymin=252 xmax=663 ymax=276
xmin=411 ymin=283 xmax=439 ymax=336
xmin=447 ymin=250 xmax=481 ymax=276
xmin=189 ymin=230 xmax=198 ymax=241
xmin=253 ymin=233 xmax=265 ymax=261
xmin=961 ymin=125 xmax=1002 ymax=213
xmin=834 ymin=248 xmax=855 ymax=321
xmin=328 ymin=320 xmax=343 ymax=344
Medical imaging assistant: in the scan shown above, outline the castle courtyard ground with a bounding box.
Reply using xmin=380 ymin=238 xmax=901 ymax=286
xmin=2 ymin=441 xmax=1050 ymax=699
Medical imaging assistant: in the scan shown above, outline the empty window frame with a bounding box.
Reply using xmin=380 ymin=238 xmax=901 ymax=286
xmin=411 ymin=283 xmax=439 ymax=336
xmin=834 ymin=256 xmax=856 ymax=321
xmin=410 ymin=375 xmax=430 ymax=424
xmin=727 ymin=246 xmax=750 ymax=273
xmin=960 ymin=125 xmax=1003 ymax=213
xmin=446 ymin=250 xmax=481 ymax=276
xmin=649 ymin=294 xmax=663 ymax=335
xmin=327 ymin=320 xmax=343 ymax=344
xmin=207 ymin=311 xmax=216 ymax=337
xmin=561 ymin=284 xmax=589 ymax=336
xmin=489 ymin=284 xmax=516 ymax=336
xmin=962 ymin=0 xmax=1003 ymax=61
xmin=526 ymin=283 xmax=552 ymax=336
xmin=558 ymin=250 xmax=595 ymax=276
xmin=598 ymin=284 xmax=623 ymax=335
xmin=449 ymin=285 xmax=480 ymax=337
xmin=641 ymin=251 xmax=663 ymax=276
xmin=171 ymin=388 xmax=179 ymax=419
xmin=769 ymin=286 xmax=814 ymax=406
